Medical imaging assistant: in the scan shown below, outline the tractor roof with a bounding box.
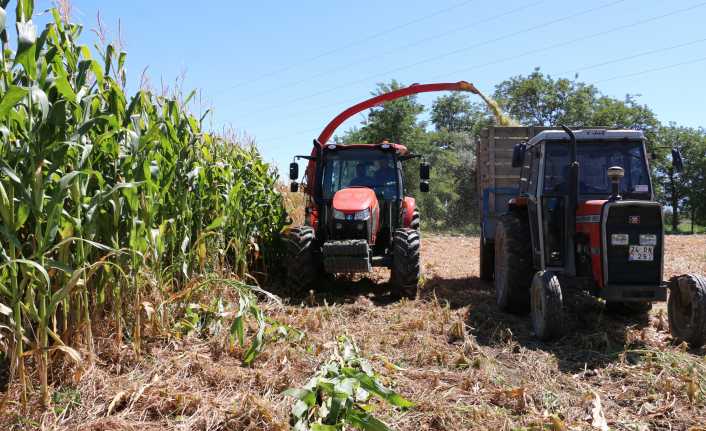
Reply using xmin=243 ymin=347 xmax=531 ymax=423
xmin=527 ymin=129 xmax=645 ymax=147
xmin=321 ymin=142 xmax=409 ymax=155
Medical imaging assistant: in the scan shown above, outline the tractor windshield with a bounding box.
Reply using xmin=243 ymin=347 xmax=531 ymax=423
xmin=322 ymin=149 xmax=400 ymax=200
xmin=543 ymin=141 xmax=651 ymax=196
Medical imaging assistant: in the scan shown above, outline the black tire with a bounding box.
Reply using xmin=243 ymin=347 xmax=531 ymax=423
xmin=494 ymin=213 xmax=533 ymax=312
xmin=390 ymin=228 xmax=421 ymax=298
xmin=285 ymin=226 xmax=317 ymax=296
xmin=605 ymin=301 xmax=652 ymax=316
xmin=479 ymin=230 xmax=494 ymax=282
xmin=410 ymin=209 xmax=420 ymax=231
xmin=531 ymin=271 xmax=563 ymax=340
xmin=668 ymin=274 xmax=706 ymax=347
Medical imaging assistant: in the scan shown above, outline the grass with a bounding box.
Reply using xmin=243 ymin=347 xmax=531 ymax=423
xmin=665 ymin=219 xmax=706 ymax=234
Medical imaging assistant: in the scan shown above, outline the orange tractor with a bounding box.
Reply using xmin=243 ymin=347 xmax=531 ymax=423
xmin=286 ymin=81 xmax=481 ymax=297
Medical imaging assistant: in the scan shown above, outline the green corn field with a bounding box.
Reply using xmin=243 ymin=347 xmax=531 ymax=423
xmin=0 ymin=0 xmax=287 ymax=408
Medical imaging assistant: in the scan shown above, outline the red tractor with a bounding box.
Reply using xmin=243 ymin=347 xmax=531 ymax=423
xmin=286 ymin=82 xmax=482 ymax=297
xmin=490 ymin=125 xmax=706 ymax=345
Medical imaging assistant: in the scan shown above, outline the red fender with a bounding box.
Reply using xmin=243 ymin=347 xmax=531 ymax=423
xmin=402 ymin=197 xmax=416 ymax=228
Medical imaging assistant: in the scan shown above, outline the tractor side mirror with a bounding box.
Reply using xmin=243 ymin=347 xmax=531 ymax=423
xmin=420 ymin=162 xmax=430 ymax=180
xmin=511 ymin=143 xmax=526 ymax=168
xmin=420 ymin=180 xmax=430 ymax=193
xmin=289 ymin=162 xmax=299 ymax=180
xmin=290 ymin=181 xmax=299 ymax=193
xmin=672 ymin=148 xmax=684 ymax=173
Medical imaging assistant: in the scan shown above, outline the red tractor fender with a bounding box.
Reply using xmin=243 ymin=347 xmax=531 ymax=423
xmin=305 ymin=81 xmax=481 ymax=196
xmin=402 ymin=197 xmax=416 ymax=228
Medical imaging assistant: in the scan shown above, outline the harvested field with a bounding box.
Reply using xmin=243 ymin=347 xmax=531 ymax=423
xmin=3 ymin=235 xmax=706 ymax=430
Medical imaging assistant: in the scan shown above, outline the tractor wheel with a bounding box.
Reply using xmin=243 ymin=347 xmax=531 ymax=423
xmin=531 ymin=271 xmax=564 ymax=340
xmin=284 ymin=226 xmax=317 ymax=296
xmin=605 ymin=301 xmax=652 ymax=316
xmin=494 ymin=214 xmax=533 ymax=313
xmin=390 ymin=228 xmax=421 ymax=299
xmin=410 ymin=209 xmax=420 ymax=231
xmin=479 ymin=230 xmax=494 ymax=282
xmin=668 ymin=274 xmax=706 ymax=348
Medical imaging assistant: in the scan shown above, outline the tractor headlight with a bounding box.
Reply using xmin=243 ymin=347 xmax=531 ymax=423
xmin=611 ymin=233 xmax=629 ymax=246
xmin=639 ymin=234 xmax=657 ymax=246
xmin=333 ymin=209 xmax=345 ymax=220
xmin=354 ymin=208 xmax=370 ymax=220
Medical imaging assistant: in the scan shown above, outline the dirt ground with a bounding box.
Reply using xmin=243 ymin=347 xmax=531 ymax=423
xmin=3 ymin=235 xmax=706 ymax=430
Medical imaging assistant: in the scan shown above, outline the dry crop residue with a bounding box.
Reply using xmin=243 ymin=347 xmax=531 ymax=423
xmin=6 ymin=235 xmax=706 ymax=430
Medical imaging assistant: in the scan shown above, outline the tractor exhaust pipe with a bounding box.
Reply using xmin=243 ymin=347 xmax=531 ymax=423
xmin=560 ymin=124 xmax=579 ymax=214
xmin=561 ymin=124 xmax=579 ymax=276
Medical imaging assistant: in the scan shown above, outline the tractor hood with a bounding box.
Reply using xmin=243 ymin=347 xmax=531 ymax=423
xmin=332 ymin=187 xmax=377 ymax=213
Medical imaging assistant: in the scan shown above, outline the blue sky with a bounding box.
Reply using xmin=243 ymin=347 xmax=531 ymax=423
xmin=31 ymin=0 xmax=706 ymax=175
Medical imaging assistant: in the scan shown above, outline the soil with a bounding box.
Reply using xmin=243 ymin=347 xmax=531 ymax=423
xmin=2 ymin=235 xmax=705 ymax=430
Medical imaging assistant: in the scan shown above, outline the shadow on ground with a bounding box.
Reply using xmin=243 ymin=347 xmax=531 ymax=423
xmin=428 ymin=275 xmax=652 ymax=373
xmin=269 ymin=269 xmax=654 ymax=373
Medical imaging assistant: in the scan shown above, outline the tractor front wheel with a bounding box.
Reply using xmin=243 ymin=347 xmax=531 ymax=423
xmin=391 ymin=228 xmax=421 ymax=299
xmin=531 ymin=271 xmax=564 ymax=340
xmin=494 ymin=214 xmax=533 ymax=313
xmin=285 ymin=226 xmax=318 ymax=297
xmin=668 ymin=274 xmax=706 ymax=347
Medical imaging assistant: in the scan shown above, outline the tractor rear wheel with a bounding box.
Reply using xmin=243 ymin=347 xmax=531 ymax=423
xmin=479 ymin=229 xmax=494 ymax=281
xmin=391 ymin=228 xmax=421 ymax=298
xmin=285 ymin=226 xmax=317 ymax=296
xmin=410 ymin=209 xmax=420 ymax=231
xmin=668 ymin=274 xmax=706 ymax=347
xmin=494 ymin=214 xmax=533 ymax=313
xmin=531 ymin=271 xmax=564 ymax=340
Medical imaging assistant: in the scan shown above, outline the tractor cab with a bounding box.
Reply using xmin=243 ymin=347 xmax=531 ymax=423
xmin=513 ymin=129 xmax=657 ymax=277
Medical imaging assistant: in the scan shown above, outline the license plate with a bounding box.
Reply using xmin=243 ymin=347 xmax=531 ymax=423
xmin=629 ymin=245 xmax=654 ymax=261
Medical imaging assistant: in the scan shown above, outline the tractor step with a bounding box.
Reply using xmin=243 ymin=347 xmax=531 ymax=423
xmin=323 ymin=240 xmax=372 ymax=273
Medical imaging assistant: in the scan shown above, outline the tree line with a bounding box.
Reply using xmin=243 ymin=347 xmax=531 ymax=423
xmin=339 ymin=70 xmax=706 ymax=233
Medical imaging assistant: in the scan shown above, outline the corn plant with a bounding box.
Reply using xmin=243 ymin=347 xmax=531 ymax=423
xmin=285 ymin=337 xmax=413 ymax=431
xmin=0 ymin=0 xmax=288 ymax=408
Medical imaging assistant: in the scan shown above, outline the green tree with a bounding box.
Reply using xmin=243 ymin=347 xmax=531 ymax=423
xmin=493 ymin=68 xmax=599 ymax=126
xmin=655 ymin=124 xmax=706 ymax=231
xmin=429 ymin=95 xmax=492 ymax=227
xmin=493 ymin=69 xmax=659 ymax=141
xmin=342 ymin=80 xmax=425 ymax=145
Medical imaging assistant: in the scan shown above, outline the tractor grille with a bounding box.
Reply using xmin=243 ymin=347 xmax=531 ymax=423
xmin=604 ymin=202 xmax=662 ymax=285
xmin=330 ymin=219 xmax=370 ymax=241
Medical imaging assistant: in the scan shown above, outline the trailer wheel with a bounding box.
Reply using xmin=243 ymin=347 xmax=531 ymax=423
xmin=494 ymin=214 xmax=533 ymax=312
xmin=668 ymin=274 xmax=706 ymax=348
xmin=285 ymin=226 xmax=317 ymax=296
xmin=531 ymin=271 xmax=563 ymax=340
xmin=410 ymin=209 xmax=420 ymax=231
xmin=479 ymin=229 xmax=494 ymax=281
xmin=391 ymin=228 xmax=421 ymax=299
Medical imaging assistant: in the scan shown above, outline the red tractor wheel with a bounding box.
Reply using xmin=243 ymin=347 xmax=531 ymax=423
xmin=531 ymin=271 xmax=564 ymax=340
xmin=668 ymin=274 xmax=706 ymax=347
xmin=391 ymin=228 xmax=421 ymax=298
xmin=285 ymin=226 xmax=318 ymax=296
xmin=494 ymin=214 xmax=533 ymax=313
